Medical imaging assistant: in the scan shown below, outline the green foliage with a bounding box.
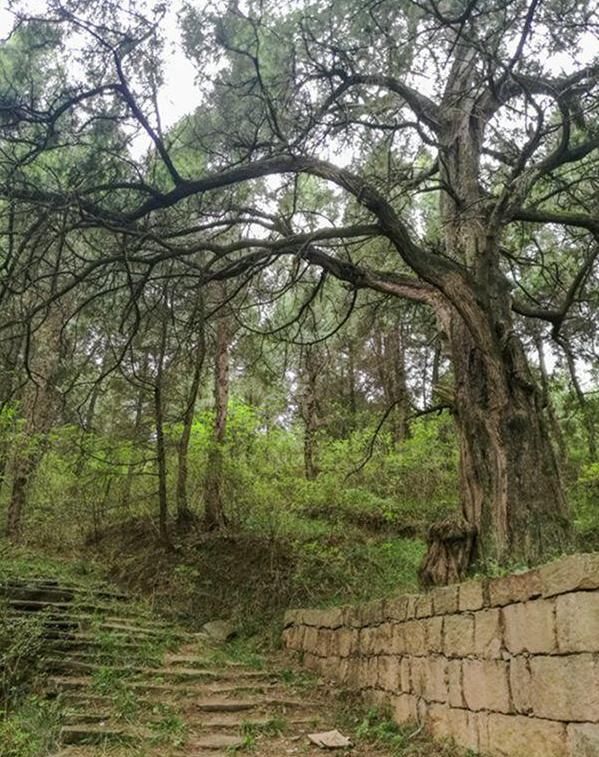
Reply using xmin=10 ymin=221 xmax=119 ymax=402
xmin=0 ymin=697 xmax=62 ymax=757
xmin=572 ymin=461 xmax=599 ymax=550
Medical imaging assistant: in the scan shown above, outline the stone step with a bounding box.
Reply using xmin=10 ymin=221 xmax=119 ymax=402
xmin=47 ymin=658 xmax=275 ymax=682
xmin=46 ymin=674 xmax=279 ymax=698
xmin=5 ymin=598 xmax=162 ymax=622
xmin=189 ymin=733 xmax=245 ymax=751
xmin=188 ymin=696 xmax=313 ymax=713
xmin=59 ymin=723 xmax=138 ymax=746
xmin=44 ymin=627 xmax=182 ymax=647
xmin=21 ymin=615 xmax=174 ymax=637
xmin=0 ymin=576 xmax=133 ymax=601
xmin=199 ymin=712 xmax=321 ymax=729
xmin=0 ymin=579 xmax=130 ymax=603
xmin=49 ymin=634 xmax=161 ymax=653
xmin=163 ymin=652 xmax=240 ymax=668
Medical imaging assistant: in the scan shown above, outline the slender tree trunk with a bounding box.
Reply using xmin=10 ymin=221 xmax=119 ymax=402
xmin=558 ymin=337 xmax=597 ymax=461
xmin=386 ymin=323 xmax=410 ymax=443
xmin=121 ymin=352 xmax=148 ymax=512
xmin=204 ymin=312 xmax=230 ymax=530
xmin=300 ymin=346 xmax=320 ymax=481
xmin=534 ymin=333 xmax=567 ymax=463
xmin=153 ymin=313 xmax=170 ymax=547
xmin=176 ymin=312 xmax=205 ymax=526
xmin=6 ymin=309 xmax=64 ymax=542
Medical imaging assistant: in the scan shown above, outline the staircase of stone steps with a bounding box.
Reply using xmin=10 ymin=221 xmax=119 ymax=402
xmin=2 ymin=576 xmax=335 ymax=756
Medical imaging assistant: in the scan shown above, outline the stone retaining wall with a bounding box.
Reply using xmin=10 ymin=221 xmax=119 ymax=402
xmin=282 ymin=553 xmax=599 ymax=756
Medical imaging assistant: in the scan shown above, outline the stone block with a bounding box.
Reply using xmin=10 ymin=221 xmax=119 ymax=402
xmin=391 ymin=623 xmax=407 ymax=655
xmin=405 ymin=594 xmax=418 ymax=619
xmin=357 ymin=656 xmax=377 ymax=688
xmin=403 ymin=619 xmax=427 ymax=656
xmin=488 ymin=569 xmax=542 ymax=607
xmin=319 ymin=655 xmax=341 ymax=680
xmin=316 ymin=628 xmax=333 ymax=656
xmin=391 ymin=693 xmax=419 ymax=723
xmin=462 ymin=658 xmax=512 ymax=713
xmin=459 ymin=579 xmax=486 ymax=611
xmin=568 ymin=723 xmax=599 ymax=756
xmin=415 ymin=593 xmax=434 ymax=618
xmin=360 ymin=626 xmax=376 ymax=655
xmin=427 ymin=704 xmax=479 ymax=752
xmin=359 ymin=599 xmax=385 ymax=626
xmin=399 ymin=656 xmax=411 ymax=692
xmin=444 ymin=613 xmax=475 ymax=658
xmin=377 ymin=655 xmax=400 ymax=691
xmin=485 ymin=713 xmax=567 ymax=757
xmin=371 ymin=622 xmax=394 ymax=655
xmin=432 ymin=585 xmax=459 ymax=615
xmin=425 ymin=616 xmax=444 ymax=653
xmin=509 ymin=656 xmax=532 ymax=714
xmin=503 ymin=598 xmax=556 ymax=654
xmin=317 ymin=607 xmax=344 ymax=629
xmin=556 ymin=592 xmax=599 ymax=653
xmin=541 ymin=553 xmax=599 ymax=598
xmin=530 ymin=654 xmax=599 ymax=722
xmin=337 ymin=628 xmax=358 ymax=657
xmin=303 ymin=626 xmax=319 ymax=651
xmin=423 ymin=656 xmax=448 ymax=703
xmin=385 ymin=595 xmax=409 ymax=622
xmin=346 ymin=658 xmax=360 ymax=687
xmin=283 ymin=609 xmax=300 ymax=627
xmin=447 ymin=658 xmax=464 ymax=708
xmin=335 ymin=657 xmax=350 ymax=685
xmin=302 ymin=608 xmax=328 ymax=626
xmin=410 ymin=656 xmax=427 ymax=697
xmin=474 ymin=608 xmax=503 ymax=658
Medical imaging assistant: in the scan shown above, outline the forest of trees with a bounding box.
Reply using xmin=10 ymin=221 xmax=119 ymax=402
xmin=0 ymin=0 xmax=598 ymax=587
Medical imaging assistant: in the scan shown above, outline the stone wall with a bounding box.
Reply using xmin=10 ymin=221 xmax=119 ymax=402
xmin=282 ymin=553 xmax=599 ymax=757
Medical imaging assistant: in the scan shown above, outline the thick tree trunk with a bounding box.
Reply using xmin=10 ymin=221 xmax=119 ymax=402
xmin=449 ymin=311 xmax=570 ymax=566
xmin=419 ymin=76 xmax=572 ymax=575
xmin=203 ymin=313 xmax=230 ymax=531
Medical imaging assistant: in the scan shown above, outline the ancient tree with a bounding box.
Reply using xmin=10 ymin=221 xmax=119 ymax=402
xmin=1 ymin=0 xmax=599 ymax=568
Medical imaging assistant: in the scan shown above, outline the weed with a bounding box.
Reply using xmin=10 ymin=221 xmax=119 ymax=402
xmin=241 ymin=716 xmax=288 ymax=737
xmin=149 ymin=703 xmax=186 ymax=746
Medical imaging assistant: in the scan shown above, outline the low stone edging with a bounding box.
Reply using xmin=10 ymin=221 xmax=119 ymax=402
xmin=282 ymin=553 xmax=599 ymax=757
